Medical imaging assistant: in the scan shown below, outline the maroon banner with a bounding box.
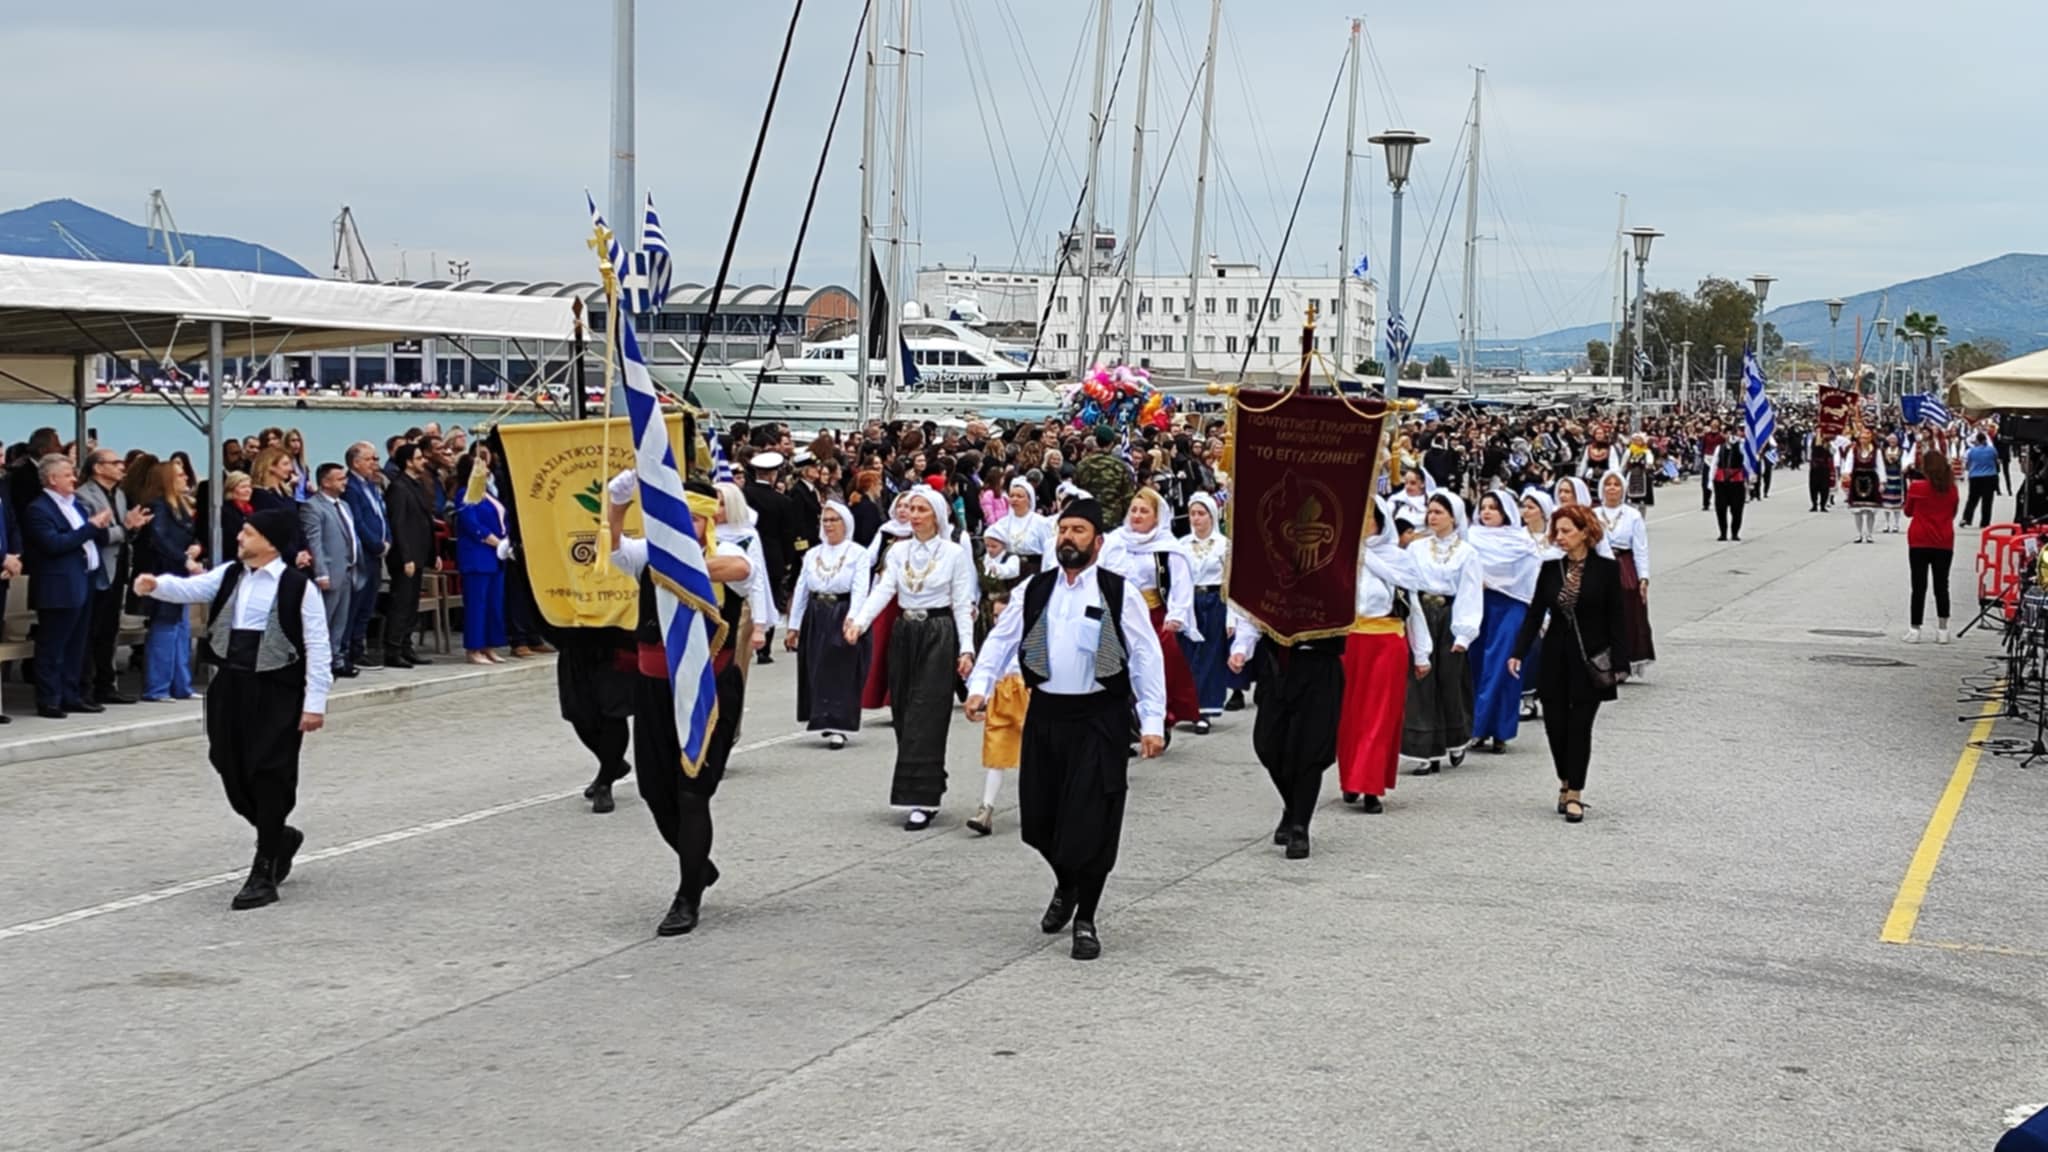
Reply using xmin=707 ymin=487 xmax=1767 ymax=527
xmin=1225 ymin=389 xmax=1388 ymax=643
xmin=1816 ymin=386 xmax=1856 ymax=439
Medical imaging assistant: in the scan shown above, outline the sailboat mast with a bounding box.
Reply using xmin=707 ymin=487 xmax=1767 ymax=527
xmin=855 ymin=6 xmax=880 ymax=426
xmin=1459 ymin=68 xmax=1482 ymax=391
xmin=1183 ymin=0 xmax=1222 ymax=379
xmin=1336 ymin=18 xmax=1360 ymax=377
xmin=1120 ymin=0 xmax=1156 ymax=365
xmin=1076 ymin=0 xmax=1113 ymax=376
xmin=884 ymin=0 xmax=914 ymax=420
xmin=1608 ymin=192 xmax=1626 ymax=385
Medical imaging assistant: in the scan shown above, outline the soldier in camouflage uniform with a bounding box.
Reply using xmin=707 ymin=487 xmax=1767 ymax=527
xmin=1074 ymin=426 xmax=1137 ymax=525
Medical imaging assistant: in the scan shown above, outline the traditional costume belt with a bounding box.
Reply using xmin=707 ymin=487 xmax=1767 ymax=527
xmin=1142 ymin=589 xmax=1164 ymax=609
xmin=1195 ymin=584 xmax=1223 ymax=595
xmin=901 ymin=607 xmax=933 ymax=621
xmin=1420 ymin=592 xmax=1452 ymax=611
xmin=811 ymin=592 xmax=845 ymax=603
xmin=1350 ymin=615 xmax=1405 ymax=636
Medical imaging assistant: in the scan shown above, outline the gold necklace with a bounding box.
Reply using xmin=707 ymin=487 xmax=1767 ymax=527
xmin=811 ymin=543 xmax=849 ymax=583
xmin=900 ymin=539 xmax=941 ymax=594
xmin=1597 ymin=505 xmax=1625 ymax=535
xmin=1189 ymin=534 xmax=1219 ymax=560
xmin=1429 ymin=533 xmax=1462 ymax=563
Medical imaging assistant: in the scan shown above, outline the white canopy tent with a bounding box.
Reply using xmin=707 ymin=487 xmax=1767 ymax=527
xmin=0 ymin=254 xmax=576 ymax=555
xmin=1952 ymin=348 xmax=2048 ymax=416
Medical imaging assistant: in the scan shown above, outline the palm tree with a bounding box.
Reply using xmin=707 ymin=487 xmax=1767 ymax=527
xmin=1897 ymin=310 xmax=1948 ymax=388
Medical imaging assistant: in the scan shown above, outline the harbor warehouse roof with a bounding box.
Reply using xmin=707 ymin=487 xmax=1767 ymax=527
xmin=0 ymin=254 xmax=574 ymax=363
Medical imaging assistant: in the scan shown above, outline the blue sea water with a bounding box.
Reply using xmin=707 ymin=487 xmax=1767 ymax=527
xmin=0 ymin=400 xmax=552 ymax=465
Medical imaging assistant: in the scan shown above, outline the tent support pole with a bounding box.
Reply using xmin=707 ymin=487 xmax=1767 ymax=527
xmin=73 ymin=356 xmax=88 ymax=459
xmin=208 ymin=321 xmax=223 ymax=564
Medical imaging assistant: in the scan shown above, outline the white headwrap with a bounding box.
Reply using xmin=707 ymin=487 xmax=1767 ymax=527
xmin=1116 ymin=492 xmax=1182 ymax=555
xmin=1520 ymin=488 xmax=1558 ymax=532
xmin=820 ymin=499 xmax=855 ymax=545
xmin=880 ymin=491 xmax=914 ymax=539
xmin=1007 ymin=477 xmax=1035 ymax=501
xmin=1187 ymin=491 xmax=1221 ymax=538
xmin=903 ymin=484 xmax=950 ymax=542
xmin=1555 ymin=476 xmax=1592 ymax=507
xmin=1465 ymin=493 xmax=1540 ymax=603
xmin=1429 ymin=491 xmax=1468 ymax=535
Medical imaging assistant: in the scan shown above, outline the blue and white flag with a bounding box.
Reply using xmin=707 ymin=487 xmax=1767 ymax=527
xmin=1385 ymin=312 xmax=1411 ymax=366
xmin=587 ymin=195 xmax=726 ymax=775
xmin=706 ymin=425 xmax=734 ymax=485
xmin=1742 ymin=348 xmax=1775 ymax=476
xmin=1633 ymin=345 xmax=1654 ymax=381
xmin=629 ymin=192 xmax=673 ymax=314
xmin=1351 ymin=252 xmax=1369 ymax=279
xmin=1919 ymin=393 xmax=1950 ymax=428
xmin=900 ymin=334 xmax=922 ymax=390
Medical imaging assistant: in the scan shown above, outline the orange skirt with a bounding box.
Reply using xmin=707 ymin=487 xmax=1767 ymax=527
xmin=981 ymin=674 xmax=1027 ymax=770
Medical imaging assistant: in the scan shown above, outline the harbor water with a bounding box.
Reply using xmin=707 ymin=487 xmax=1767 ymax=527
xmin=0 ymin=400 xmax=556 ymax=464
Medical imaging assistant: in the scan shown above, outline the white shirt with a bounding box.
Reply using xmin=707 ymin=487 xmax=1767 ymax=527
xmin=1100 ymin=529 xmax=1201 ymax=641
xmin=852 ymin=534 xmax=978 ymax=656
xmin=1180 ymin=530 xmax=1229 ymax=587
xmin=323 ymin=493 xmax=359 ymax=565
xmin=1359 ymin=534 xmax=1433 ymax=666
xmin=719 ymin=526 xmax=780 ymax=628
xmin=611 ymin=535 xmax=753 ymax=598
xmin=45 ymin=489 xmax=100 ymax=573
xmin=787 ymin=539 xmax=872 ymax=632
xmin=987 ymin=512 xmax=1053 ymax=559
xmin=146 ymin=558 xmax=333 ymax=714
xmin=969 ymin=565 xmax=1167 ymax=738
xmin=1593 ymin=502 xmax=1651 ymax=580
xmin=1406 ymin=531 xmax=1485 ymax=648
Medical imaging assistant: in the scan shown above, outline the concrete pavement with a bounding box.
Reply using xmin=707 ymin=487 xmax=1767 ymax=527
xmin=2 ymin=484 xmax=2043 ymax=1151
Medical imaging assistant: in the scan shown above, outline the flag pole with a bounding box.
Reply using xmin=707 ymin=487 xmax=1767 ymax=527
xmin=589 ymin=216 xmax=622 ymax=570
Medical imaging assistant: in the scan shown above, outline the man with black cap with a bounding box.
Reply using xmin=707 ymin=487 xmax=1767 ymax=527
xmin=741 ymin=449 xmax=796 ymax=661
xmin=967 ymin=498 xmax=1165 ymax=961
xmin=135 ymin=505 xmax=330 ymax=911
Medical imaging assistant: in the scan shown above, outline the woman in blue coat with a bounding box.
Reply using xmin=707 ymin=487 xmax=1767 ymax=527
xmin=453 ymin=448 xmax=508 ymax=664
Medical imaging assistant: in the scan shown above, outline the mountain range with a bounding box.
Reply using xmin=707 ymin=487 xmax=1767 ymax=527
xmin=0 ymin=198 xmax=312 ymax=276
xmin=1420 ymin=252 xmax=2048 ymax=367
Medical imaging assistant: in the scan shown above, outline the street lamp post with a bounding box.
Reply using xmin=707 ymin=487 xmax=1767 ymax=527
xmin=1713 ymin=343 xmax=1726 ymax=406
xmin=1748 ymin=273 xmax=1775 ymax=397
xmin=1368 ymin=131 xmax=1428 ymax=396
xmin=1874 ymin=315 xmax=1891 ymax=402
xmin=1679 ymin=339 xmax=1692 ymax=406
xmin=1625 ymin=226 xmax=1661 ymax=432
xmin=1825 ymin=298 xmax=1844 ymax=384
xmin=1936 ymin=336 xmax=1950 ymax=394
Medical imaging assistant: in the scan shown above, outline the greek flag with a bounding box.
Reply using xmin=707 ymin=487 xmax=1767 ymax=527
xmin=1742 ymin=348 xmax=1775 ymax=476
xmin=1385 ymin=311 xmax=1411 ymax=366
xmin=628 ymin=192 xmax=673 ymax=314
xmin=1919 ymin=393 xmax=1951 ymax=428
xmin=1633 ymin=344 xmax=1654 ymax=381
xmin=1351 ymin=252 xmax=1369 ymax=279
xmin=707 ymin=425 xmax=734 ymax=485
xmin=587 ymin=197 xmax=726 ymax=775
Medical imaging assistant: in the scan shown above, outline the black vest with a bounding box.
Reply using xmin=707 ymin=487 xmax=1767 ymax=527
xmin=1018 ymin=567 xmax=1132 ymax=696
xmin=200 ymin=563 xmax=309 ymax=684
xmin=637 ymin=568 xmax=744 ymax=657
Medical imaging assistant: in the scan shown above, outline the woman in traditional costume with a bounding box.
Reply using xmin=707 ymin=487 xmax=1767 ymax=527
xmin=1177 ymin=491 xmax=1233 ymax=733
xmin=1517 ymin=489 xmax=1562 ymax=721
xmin=786 ymin=500 xmax=871 ymax=750
xmin=848 ymin=485 xmax=978 ymax=830
xmin=1621 ymin=432 xmax=1657 ymax=508
xmin=1595 ymin=471 xmax=1656 ymax=678
xmin=1337 ymin=496 xmax=1425 ymax=812
xmin=1403 ymin=492 xmax=1482 ymax=773
xmin=1880 ymin=434 xmax=1907 ymax=534
xmin=858 ymin=493 xmax=914 ymax=709
xmin=1840 ymin=427 xmax=1885 ymax=544
xmin=1467 ymin=491 xmax=1541 ymax=753
xmin=1579 ymin=431 xmax=1622 ymax=489
xmin=1101 ymin=487 xmax=1202 ymax=736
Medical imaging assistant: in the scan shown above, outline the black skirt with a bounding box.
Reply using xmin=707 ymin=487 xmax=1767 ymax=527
xmin=798 ymin=593 xmax=867 ymax=733
xmin=557 ymin=641 xmax=635 ymax=723
xmin=633 ymin=658 xmax=746 ymax=801
xmin=1402 ymin=593 xmax=1472 ymax=759
xmin=1018 ymin=688 xmax=1131 ymax=879
xmin=887 ymin=611 xmax=959 ymax=808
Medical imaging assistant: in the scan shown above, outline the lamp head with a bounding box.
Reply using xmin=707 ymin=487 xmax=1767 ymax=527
xmin=1875 ymin=316 xmax=1891 ymax=338
xmin=1748 ymin=274 xmax=1775 ymax=306
xmin=1624 ymin=227 xmax=1662 ymax=264
xmin=1826 ymin=298 xmax=1845 ymax=324
xmin=1368 ymin=130 xmax=1430 ymax=190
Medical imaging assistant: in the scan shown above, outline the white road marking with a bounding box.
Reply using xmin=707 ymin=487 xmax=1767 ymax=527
xmin=2007 ymin=1103 xmax=2048 ymax=1130
xmin=0 ymin=729 xmax=811 ymax=944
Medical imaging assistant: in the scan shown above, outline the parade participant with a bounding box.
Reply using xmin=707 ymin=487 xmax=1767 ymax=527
xmin=1807 ymin=427 xmax=1836 ymax=512
xmin=967 ymin=587 xmax=1025 ymax=838
xmin=785 ymin=499 xmax=870 ymax=749
xmin=1517 ymin=489 xmax=1561 ymax=722
xmin=1335 ymin=497 xmax=1425 ymax=814
xmin=1467 ymin=491 xmax=1541 ymax=753
xmin=1553 ymin=475 xmax=1591 ymax=512
xmin=741 ymin=451 xmax=795 ymax=661
xmin=1403 ymin=492 xmax=1482 ymax=773
xmin=848 ymin=485 xmax=978 ymax=830
xmin=133 ymin=507 xmax=330 ymax=911
xmin=1596 ymin=472 xmax=1656 ymax=677
xmin=1880 ymin=435 xmax=1907 ymax=534
xmin=1101 ymin=487 xmax=1202 ymax=734
xmin=1710 ymin=434 xmax=1750 ymax=542
xmin=1961 ymin=430 xmax=2000 ymax=529
xmin=1840 ymin=428 xmax=1885 ymax=543
xmin=1579 ymin=429 xmax=1621 ymax=488
xmin=968 ymin=498 xmax=1165 ymax=959
xmin=859 ymin=492 xmax=914 ymax=710
xmin=1178 ymin=492 xmax=1234 ymax=733
xmin=606 ymin=473 xmax=752 ymax=937
xmin=1391 ymin=467 xmax=1431 ymax=527
xmin=983 ymin=478 xmax=1053 ymax=590
xmin=1511 ymin=504 xmax=1629 ymax=824
xmin=713 ymin=482 xmax=777 ymax=666
xmin=559 ymin=621 xmax=637 ymax=816
xmin=1621 ymin=432 xmax=1656 ymax=507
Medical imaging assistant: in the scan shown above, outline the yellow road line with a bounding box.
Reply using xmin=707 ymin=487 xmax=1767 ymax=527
xmin=1880 ymin=694 xmax=2002 ymax=944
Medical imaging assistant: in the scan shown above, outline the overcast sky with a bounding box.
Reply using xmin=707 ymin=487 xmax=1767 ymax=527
xmin=3 ymin=0 xmax=2041 ymax=344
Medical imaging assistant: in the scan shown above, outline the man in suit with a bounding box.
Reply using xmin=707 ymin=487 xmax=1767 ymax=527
xmin=741 ymin=450 xmax=796 ymax=663
xmin=300 ymin=463 xmax=360 ymax=679
xmin=383 ymin=443 xmax=438 ymax=668
xmin=76 ymin=448 xmax=153 ymax=705
xmin=341 ymin=442 xmax=390 ymax=670
xmin=23 ymin=455 xmax=114 ymax=718
xmin=8 ymin=427 xmax=62 ymax=527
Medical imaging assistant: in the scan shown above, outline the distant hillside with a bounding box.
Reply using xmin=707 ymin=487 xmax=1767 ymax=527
xmin=1439 ymin=253 xmax=2048 ymax=368
xmin=0 ymin=198 xmax=312 ymax=276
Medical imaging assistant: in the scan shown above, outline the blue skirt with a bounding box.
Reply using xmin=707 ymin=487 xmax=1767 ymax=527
xmin=1182 ymin=589 xmax=1236 ymax=716
xmin=1471 ymin=588 xmax=1528 ymax=743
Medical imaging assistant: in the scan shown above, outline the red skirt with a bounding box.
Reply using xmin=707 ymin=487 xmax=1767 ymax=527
xmin=1336 ymin=629 xmax=1409 ymax=797
xmin=1614 ymin=548 xmax=1655 ymax=664
xmin=860 ymin=598 xmax=899 ymax=710
xmin=1152 ymin=602 xmax=1201 ymax=727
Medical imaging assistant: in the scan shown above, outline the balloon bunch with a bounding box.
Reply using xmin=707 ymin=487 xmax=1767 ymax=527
xmin=1058 ymin=362 xmax=1177 ymax=432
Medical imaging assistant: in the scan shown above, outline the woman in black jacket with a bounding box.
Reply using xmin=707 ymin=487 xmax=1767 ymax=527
xmin=1509 ymin=503 xmax=1630 ymax=823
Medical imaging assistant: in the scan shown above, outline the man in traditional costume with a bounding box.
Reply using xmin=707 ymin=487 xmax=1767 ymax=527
xmin=134 ymin=507 xmax=330 ymax=911
xmin=968 ymin=499 xmax=1165 ymax=961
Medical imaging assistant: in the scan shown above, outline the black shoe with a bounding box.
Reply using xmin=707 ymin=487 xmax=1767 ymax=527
xmin=1360 ymin=795 xmax=1384 ymax=814
xmin=904 ymin=809 xmax=935 ymax=831
xmin=1273 ymin=819 xmax=1289 ymax=845
xmin=1223 ymin=689 xmax=1246 ymax=713
xmin=231 ymin=858 xmax=279 ymax=910
xmin=1285 ymin=828 xmax=1311 ymax=860
xmin=383 ymin=651 xmax=412 ymax=669
xmin=1341 ymin=791 xmax=1360 ymax=805
xmin=0 ymin=714 xmax=12 ymax=724
xmin=756 ymin=652 xmax=774 ymax=665
xmin=100 ymin=692 xmax=138 ymax=706
xmin=36 ymin=706 xmax=65 ymax=720
xmin=1071 ymin=920 xmax=1101 ymax=961
xmin=1192 ymin=718 xmax=1211 ymax=735
xmin=357 ymin=652 xmax=385 ymax=669
xmin=274 ymin=827 xmax=305 ymax=883
xmin=583 ymin=776 xmax=602 ymax=800
xmin=403 ymin=651 xmax=433 ymax=666
xmin=334 ymin=665 xmax=359 ymax=679
xmin=656 ymin=888 xmax=700 ymax=936
xmin=1040 ymin=889 xmax=1076 ymax=934
xmin=1717 ymin=533 xmax=1727 ymax=542
xmin=1485 ymin=738 xmax=1507 ymax=754
xmin=65 ymin=700 xmax=105 ymax=715
xmin=591 ymin=783 xmax=615 ymax=814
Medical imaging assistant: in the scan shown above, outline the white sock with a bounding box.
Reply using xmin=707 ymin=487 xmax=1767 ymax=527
xmin=981 ymin=769 xmax=1004 ymax=807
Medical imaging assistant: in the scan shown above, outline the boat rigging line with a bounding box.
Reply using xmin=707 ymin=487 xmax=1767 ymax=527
xmin=680 ymin=0 xmax=807 ymax=409
xmin=743 ymin=0 xmax=873 ymax=427
xmin=1233 ymin=46 xmax=1347 ymax=382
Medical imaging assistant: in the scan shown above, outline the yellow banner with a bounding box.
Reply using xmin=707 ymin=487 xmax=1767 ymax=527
xmin=497 ymin=415 xmax=699 ymax=630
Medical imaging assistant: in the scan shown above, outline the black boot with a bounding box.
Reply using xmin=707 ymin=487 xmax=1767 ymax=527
xmin=590 ymin=783 xmax=615 ymax=814
xmin=1040 ymin=888 xmax=1076 ymax=934
xmin=1359 ymin=795 xmax=1384 ymax=814
xmin=656 ymin=886 xmax=701 ymax=936
xmin=1224 ymin=688 xmax=1246 ymax=713
xmin=1071 ymin=920 xmax=1101 ymax=961
xmin=1285 ymin=826 xmax=1311 ymax=860
xmin=273 ymin=827 xmax=305 ymax=883
xmin=231 ymin=857 xmax=279 ymax=910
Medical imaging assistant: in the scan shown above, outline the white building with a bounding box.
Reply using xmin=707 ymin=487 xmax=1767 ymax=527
xmin=916 ymin=253 xmax=1376 ymax=379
